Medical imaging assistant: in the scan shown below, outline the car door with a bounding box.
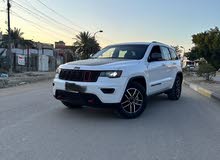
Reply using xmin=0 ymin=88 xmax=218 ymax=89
xmin=147 ymin=45 xmax=170 ymax=95
xmin=169 ymin=48 xmax=180 ymax=86
xmin=160 ymin=46 xmax=173 ymax=88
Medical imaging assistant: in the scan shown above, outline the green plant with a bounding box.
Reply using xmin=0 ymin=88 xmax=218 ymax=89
xmin=73 ymin=31 xmax=100 ymax=59
xmin=192 ymin=27 xmax=220 ymax=69
xmin=197 ymin=63 xmax=216 ymax=81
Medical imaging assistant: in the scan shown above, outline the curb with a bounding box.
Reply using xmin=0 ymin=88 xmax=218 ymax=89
xmin=183 ymin=80 xmax=220 ymax=101
xmin=0 ymin=74 xmax=55 ymax=89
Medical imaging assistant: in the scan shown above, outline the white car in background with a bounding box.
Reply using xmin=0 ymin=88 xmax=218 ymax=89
xmin=53 ymin=42 xmax=183 ymax=119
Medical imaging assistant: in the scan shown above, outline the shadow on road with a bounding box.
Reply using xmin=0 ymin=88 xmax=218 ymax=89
xmin=52 ymin=93 xmax=186 ymax=122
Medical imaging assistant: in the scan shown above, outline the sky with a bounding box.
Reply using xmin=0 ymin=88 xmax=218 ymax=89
xmin=0 ymin=0 xmax=220 ymax=50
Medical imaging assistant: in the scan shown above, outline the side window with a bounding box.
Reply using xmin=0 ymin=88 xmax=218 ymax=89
xmin=148 ymin=45 xmax=163 ymax=61
xmin=169 ymin=48 xmax=178 ymax=60
xmin=150 ymin=45 xmax=161 ymax=54
xmin=160 ymin=47 xmax=171 ymax=61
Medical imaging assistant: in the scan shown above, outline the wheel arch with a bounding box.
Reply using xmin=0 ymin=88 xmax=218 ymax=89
xmin=127 ymin=76 xmax=147 ymax=91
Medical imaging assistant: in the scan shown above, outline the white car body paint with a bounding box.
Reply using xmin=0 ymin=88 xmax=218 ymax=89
xmin=53 ymin=42 xmax=182 ymax=104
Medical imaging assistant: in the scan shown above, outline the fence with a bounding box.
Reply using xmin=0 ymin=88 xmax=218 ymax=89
xmin=0 ymin=48 xmax=56 ymax=73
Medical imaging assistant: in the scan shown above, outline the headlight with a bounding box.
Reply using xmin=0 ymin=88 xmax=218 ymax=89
xmin=56 ymin=68 xmax=61 ymax=74
xmin=55 ymin=68 xmax=61 ymax=78
xmin=100 ymin=70 xmax=122 ymax=78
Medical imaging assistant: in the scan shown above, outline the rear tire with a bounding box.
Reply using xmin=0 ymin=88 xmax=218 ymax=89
xmin=167 ymin=75 xmax=182 ymax=100
xmin=61 ymin=101 xmax=83 ymax=109
xmin=115 ymin=82 xmax=147 ymax=119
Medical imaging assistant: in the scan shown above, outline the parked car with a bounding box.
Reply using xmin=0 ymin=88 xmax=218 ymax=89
xmin=53 ymin=42 xmax=183 ymax=119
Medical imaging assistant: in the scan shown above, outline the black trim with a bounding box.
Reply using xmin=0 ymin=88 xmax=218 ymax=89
xmin=148 ymin=89 xmax=172 ymax=97
xmin=59 ymin=69 xmax=100 ymax=82
xmin=55 ymin=90 xmax=118 ymax=108
xmin=151 ymin=83 xmax=162 ymax=87
xmin=128 ymin=76 xmax=146 ymax=85
xmin=101 ymin=88 xmax=115 ymax=94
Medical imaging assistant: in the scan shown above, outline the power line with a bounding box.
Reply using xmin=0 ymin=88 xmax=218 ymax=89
xmin=11 ymin=8 xmax=75 ymax=39
xmin=35 ymin=0 xmax=86 ymax=31
xmin=11 ymin=10 xmax=74 ymax=40
xmin=11 ymin=1 xmax=78 ymax=37
xmin=11 ymin=1 xmax=78 ymax=36
xmin=10 ymin=0 xmax=115 ymax=45
xmin=12 ymin=0 xmax=80 ymax=33
xmin=34 ymin=0 xmax=114 ymax=44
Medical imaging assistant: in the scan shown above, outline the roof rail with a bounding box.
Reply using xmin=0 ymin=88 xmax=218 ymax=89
xmin=151 ymin=41 xmax=171 ymax=47
xmin=151 ymin=41 xmax=164 ymax=44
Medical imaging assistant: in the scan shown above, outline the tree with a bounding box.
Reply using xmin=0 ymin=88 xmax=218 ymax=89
xmin=73 ymin=31 xmax=100 ymax=59
xmin=20 ymin=39 xmax=34 ymax=49
xmin=197 ymin=63 xmax=216 ymax=81
xmin=184 ymin=49 xmax=199 ymax=61
xmin=0 ymin=28 xmax=33 ymax=48
xmin=9 ymin=27 xmax=24 ymax=48
xmin=192 ymin=27 xmax=220 ymax=69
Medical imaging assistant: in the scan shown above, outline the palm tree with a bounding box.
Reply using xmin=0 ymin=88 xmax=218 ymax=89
xmin=10 ymin=28 xmax=24 ymax=40
xmin=10 ymin=27 xmax=24 ymax=48
xmin=20 ymin=39 xmax=35 ymax=49
xmin=1 ymin=28 xmax=34 ymax=49
xmin=73 ymin=31 xmax=100 ymax=59
xmin=6 ymin=28 xmax=34 ymax=48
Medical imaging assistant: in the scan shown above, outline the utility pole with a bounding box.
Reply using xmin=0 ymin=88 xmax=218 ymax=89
xmin=6 ymin=0 xmax=13 ymax=73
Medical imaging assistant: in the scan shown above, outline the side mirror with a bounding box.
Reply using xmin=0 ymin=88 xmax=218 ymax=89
xmin=149 ymin=52 xmax=162 ymax=62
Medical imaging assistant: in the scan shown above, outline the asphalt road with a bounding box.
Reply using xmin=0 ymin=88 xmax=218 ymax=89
xmin=0 ymin=80 xmax=220 ymax=160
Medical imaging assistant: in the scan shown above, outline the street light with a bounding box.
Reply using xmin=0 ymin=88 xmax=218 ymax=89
xmin=94 ymin=30 xmax=103 ymax=38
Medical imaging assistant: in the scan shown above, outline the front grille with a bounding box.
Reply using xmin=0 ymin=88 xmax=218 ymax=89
xmin=59 ymin=69 xmax=100 ymax=82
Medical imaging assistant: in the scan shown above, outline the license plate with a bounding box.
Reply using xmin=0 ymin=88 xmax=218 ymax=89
xmin=65 ymin=82 xmax=86 ymax=93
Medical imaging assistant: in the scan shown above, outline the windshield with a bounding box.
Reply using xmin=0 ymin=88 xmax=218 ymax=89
xmin=92 ymin=44 xmax=148 ymax=60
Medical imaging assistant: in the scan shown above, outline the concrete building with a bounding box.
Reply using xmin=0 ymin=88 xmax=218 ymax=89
xmin=55 ymin=41 xmax=75 ymax=65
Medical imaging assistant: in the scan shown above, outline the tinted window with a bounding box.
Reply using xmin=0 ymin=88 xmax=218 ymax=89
xmin=160 ymin=47 xmax=171 ymax=60
xmin=93 ymin=45 xmax=148 ymax=60
xmin=150 ymin=46 xmax=161 ymax=54
xmin=149 ymin=45 xmax=163 ymax=61
xmin=169 ymin=48 xmax=178 ymax=60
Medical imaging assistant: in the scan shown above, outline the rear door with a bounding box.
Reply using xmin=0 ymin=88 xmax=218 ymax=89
xmin=160 ymin=46 xmax=173 ymax=88
xmin=169 ymin=48 xmax=180 ymax=87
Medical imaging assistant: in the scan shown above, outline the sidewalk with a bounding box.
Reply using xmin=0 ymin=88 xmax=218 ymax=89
xmin=184 ymin=73 xmax=220 ymax=101
xmin=0 ymin=72 xmax=55 ymax=89
xmin=213 ymin=73 xmax=220 ymax=82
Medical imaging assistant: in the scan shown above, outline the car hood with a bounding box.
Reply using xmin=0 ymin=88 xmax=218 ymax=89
xmin=62 ymin=58 xmax=139 ymax=70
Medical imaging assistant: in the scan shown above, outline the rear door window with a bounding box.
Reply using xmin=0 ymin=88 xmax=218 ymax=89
xmin=169 ymin=48 xmax=178 ymax=60
xmin=160 ymin=46 xmax=171 ymax=60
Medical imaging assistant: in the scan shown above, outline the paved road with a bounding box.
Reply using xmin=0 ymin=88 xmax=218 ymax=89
xmin=0 ymin=80 xmax=220 ymax=160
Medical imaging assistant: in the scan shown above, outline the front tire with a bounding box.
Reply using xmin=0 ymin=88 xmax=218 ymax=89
xmin=115 ymin=82 xmax=147 ymax=119
xmin=61 ymin=101 xmax=83 ymax=109
xmin=167 ymin=75 xmax=182 ymax=100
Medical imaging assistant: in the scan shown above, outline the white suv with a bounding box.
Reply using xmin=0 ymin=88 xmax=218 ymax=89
xmin=53 ymin=42 xmax=183 ymax=118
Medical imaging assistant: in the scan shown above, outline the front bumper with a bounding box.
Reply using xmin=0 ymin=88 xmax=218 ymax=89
xmin=53 ymin=76 xmax=127 ymax=104
xmin=55 ymin=90 xmax=119 ymax=107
